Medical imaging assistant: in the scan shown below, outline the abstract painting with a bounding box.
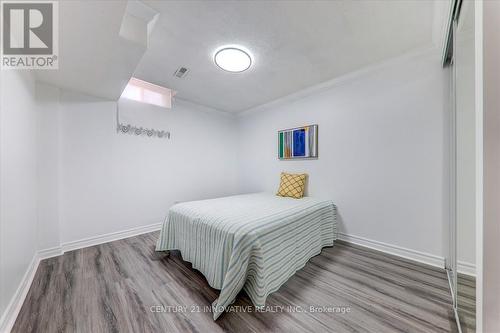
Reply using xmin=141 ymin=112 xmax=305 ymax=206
xmin=278 ymin=125 xmax=318 ymax=159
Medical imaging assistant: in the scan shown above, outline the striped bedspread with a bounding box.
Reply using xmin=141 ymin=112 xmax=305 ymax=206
xmin=156 ymin=193 xmax=337 ymax=320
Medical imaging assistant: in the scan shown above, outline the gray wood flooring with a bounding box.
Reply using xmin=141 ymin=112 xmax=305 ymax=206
xmin=457 ymin=274 xmax=476 ymax=333
xmin=13 ymin=232 xmax=460 ymax=333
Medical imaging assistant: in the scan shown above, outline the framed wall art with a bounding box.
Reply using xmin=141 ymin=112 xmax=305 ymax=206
xmin=278 ymin=124 xmax=318 ymax=160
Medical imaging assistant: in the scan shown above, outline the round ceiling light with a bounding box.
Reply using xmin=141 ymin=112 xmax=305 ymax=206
xmin=214 ymin=47 xmax=252 ymax=72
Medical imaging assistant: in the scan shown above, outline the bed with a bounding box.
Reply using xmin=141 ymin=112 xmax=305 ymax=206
xmin=156 ymin=192 xmax=337 ymax=320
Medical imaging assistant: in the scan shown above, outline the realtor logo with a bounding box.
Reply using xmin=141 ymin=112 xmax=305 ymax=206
xmin=1 ymin=1 xmax=58 ymax=69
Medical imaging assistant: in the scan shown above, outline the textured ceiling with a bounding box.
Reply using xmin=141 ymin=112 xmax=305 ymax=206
xmin=34 ymin=1 xmax=149 ymax=100
xmin=134 ymin=0 xmax=436 ymax=113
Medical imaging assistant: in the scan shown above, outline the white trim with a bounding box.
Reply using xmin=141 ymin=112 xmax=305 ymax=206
xmin=37 ymin=246 xmax=64 ymax=260
xmin=0 ymin=223 xmax=162 ymax=332
xmin=338 ymin=232 xmax=445 ymax=269
xmin=451 ymin=17 xmax=459 ymax=306
xmin=339 ymin=232 xmax=477 ymax=277
xmin=38 ymin=223 xmax=163 ymax=259
xmin=474 ymin=0 xmax=483 ymax=331
xmin=61 ymin=223 xmax=162 ymax=254
xmin=0 ymin=255 xmax=40 ymax=333
xmin=458 ymin=260 xmax=476 ymax=277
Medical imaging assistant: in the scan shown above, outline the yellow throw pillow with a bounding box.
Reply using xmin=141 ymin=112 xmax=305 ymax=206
xmin=276 ymin=172 xmax=307 ymax=199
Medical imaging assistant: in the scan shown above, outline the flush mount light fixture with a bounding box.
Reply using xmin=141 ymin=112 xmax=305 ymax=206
xmin=214 ymin=47 xmax=252 ymax=72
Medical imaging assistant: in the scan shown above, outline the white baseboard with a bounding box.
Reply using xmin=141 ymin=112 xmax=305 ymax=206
xmin=338 ymin=233 xmax=477 ymax=277
xmin=338 ymin=232 xmax=446 ymax=269
xmin=61 ymin=223 xmax=162 ymax=253
xmin=0 ymin=222 xmax=163 ymax=333
xmin=458 ymin=260 xmax=476 ymax=277
xmin=37 ymin=246 xmax=64 ymax=260
xmin=0 ymin=254 xmax=40 ymax=333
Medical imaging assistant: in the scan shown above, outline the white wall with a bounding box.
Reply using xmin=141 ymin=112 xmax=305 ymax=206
xmin=0 ymin=78 xmax=240 ymax=328
xmin=36 ymin=83 xmax=61 ymax=250
xmin=0 ymin=71 xmax=38 ymax=320
xmin=56 ymin=90 xmax=239 ymax=243
xmin=0 ymin=45 xmax=461 ymax=331
xmin=237 ymin=51 xmax=450 ymax=259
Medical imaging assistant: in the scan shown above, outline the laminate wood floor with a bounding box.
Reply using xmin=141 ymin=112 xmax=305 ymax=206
xmin=13 ymin=232 xmax=459 ymax=333
xmin=457 ymin=274 xmax=476 ymax=333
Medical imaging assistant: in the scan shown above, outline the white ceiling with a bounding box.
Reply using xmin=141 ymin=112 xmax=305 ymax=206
xmin=33 ymin=1 xmax=439 ymax=112
xmin=134 ymin=0 xmax=437 ymax=113
xmin=34 ymin=1 xmax=151 ymax=100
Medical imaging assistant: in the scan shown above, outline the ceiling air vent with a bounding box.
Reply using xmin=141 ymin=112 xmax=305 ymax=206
xmin=173 ymin=67 xmax=189 ymax=78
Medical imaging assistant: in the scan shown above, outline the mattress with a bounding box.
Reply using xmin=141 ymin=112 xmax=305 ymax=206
xmin=156 ymin=192 xmax=337 ymax=319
